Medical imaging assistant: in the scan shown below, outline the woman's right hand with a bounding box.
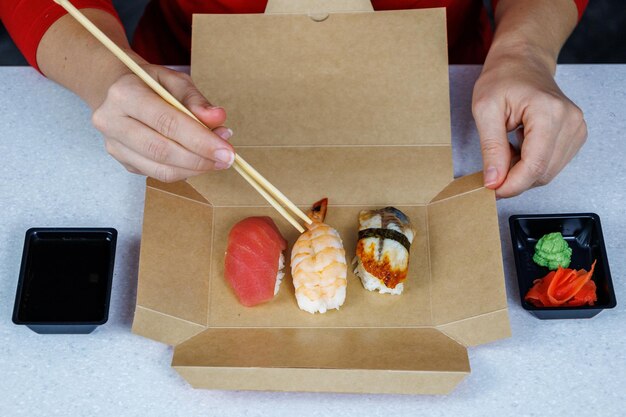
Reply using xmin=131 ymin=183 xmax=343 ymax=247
xmin=91 ymin=64 xmax=234 ymax=183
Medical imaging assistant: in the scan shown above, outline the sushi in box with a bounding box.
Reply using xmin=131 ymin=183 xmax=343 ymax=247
xmin=132 ymin=0 xmax=510 ymax=395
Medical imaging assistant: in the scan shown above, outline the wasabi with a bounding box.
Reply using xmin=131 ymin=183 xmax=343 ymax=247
xmin=533 ymin=232 xmax=572 ymax=270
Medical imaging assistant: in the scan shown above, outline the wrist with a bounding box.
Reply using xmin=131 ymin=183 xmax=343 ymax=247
xmin=83 ymin=50 xmax=124 ymax=103
xmin=484 ymin=37 xmax=557 ymax=76
xmin=36 ymin=9 xmax=143 ymax=110
xmin=486 ymin=0 xmax=578 ymax=76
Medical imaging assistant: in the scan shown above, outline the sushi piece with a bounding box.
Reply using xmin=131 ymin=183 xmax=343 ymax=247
xmin=354 ymin=207 xmax=414 ymax=295
xmin=224 ymin=216 xmax=287 ymax=307
xmin=291 ymin=198 xmax=347 ymax=314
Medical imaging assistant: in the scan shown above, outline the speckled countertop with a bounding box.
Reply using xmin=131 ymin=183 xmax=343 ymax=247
xmin=0 ymin=66 xmax=624 ymax=417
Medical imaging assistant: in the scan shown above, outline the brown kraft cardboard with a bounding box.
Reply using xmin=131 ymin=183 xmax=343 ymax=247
xmin=132 ymin=0 xmax=510 ymax=394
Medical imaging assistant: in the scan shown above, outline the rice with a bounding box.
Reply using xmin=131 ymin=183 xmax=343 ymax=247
xmin=295 ymin=286 xmax=346 ymax=314
xmin=354 ymin=261 xmax=404 ymax=295
xmin=274 ymin=252 xmax=285 ymax=296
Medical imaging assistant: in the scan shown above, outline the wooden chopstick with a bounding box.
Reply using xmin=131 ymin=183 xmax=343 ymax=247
xmin=233 ymin=165 xmax=304 ymax=233
xmin=53 ymin=0 xmax=311 ymax=233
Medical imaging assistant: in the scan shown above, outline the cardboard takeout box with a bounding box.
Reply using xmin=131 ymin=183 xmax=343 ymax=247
xmin=132 ymin=1 xmax=510 ymax=395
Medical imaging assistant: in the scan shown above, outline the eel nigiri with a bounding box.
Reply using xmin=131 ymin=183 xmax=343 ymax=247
xmin=224 ymin=216 xmax=287 ymax=307
xmin=354 ymin=207 xmax=414 ymax=295
xmin=291 ymin=198 xmax=347 ymax=314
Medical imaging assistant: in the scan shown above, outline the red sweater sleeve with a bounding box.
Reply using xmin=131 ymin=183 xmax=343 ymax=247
xmin=572 ymin=0 xmax=590 ymax=21
xmin=0 ymin=0 xmax=121 ymax=72
xmin=492 ymin=0 xmax=589 ymax=22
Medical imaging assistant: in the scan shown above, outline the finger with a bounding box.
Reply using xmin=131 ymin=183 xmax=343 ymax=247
xmin=564 ymin=120 xmax=588 ymax=162
xmin=495 ymin=116 xmax=558 ymax=198
xmin=514 ymin=126 xmax=524 ymax=150
xmin=531 ymin=107 xmax=587 ymax=188
xmin=106 ymin=118 xmax=232 ymax=171
xmin=472 ymin=97 xmax=512 ymax=189
xmin=561 ymin=111 xmax=588 ymax=162
xmin=157 ymin=69 xmax=227 ymax=128
xmin=107 ymin=140 xmax=205 ymax=183
xmin=121 ymin=83 xmax=235 ymax=166
xmin=543 ymin=119 xmax=588 ymax=181
xmin=509 ymin=142 xmax=521 ymax=168
xmin=212 ymin=126 xmax=233 ymax=142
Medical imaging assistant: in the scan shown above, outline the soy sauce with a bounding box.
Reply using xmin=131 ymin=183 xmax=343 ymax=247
xmin=17 ymin=231 xmax=113 ymax=323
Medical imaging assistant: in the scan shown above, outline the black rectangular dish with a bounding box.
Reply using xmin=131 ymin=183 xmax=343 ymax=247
xmin=509 ymin=213 xmax=616 ymax=319
xmin=12 ymin=228 xmax=117 ymax=334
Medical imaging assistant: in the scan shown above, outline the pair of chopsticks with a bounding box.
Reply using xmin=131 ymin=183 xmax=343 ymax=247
xmin=54 ymin=0 xmax=311 ymax=233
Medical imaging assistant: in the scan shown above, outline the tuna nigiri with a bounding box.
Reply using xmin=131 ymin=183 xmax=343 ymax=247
xmin=291 ymin=198 xmax=347 ymax=314
xmin=224 ymin=216 xmax=287 ymax=307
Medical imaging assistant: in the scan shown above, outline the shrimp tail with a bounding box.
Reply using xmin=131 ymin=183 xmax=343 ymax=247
xmin=308 ymin=198 xmax=328 ymax=223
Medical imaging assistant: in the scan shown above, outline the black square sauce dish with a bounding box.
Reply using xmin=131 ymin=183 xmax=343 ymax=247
xmin=13 ymin=228 xmax=117 ymax=334
xmin=509 ymin=214 xmax=616 ymax=319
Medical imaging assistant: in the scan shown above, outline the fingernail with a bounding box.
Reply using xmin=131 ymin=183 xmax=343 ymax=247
xmin=214 ymin=161 xmax=231 ymax=170
xmin=218 ymin=128 xmax=233 ymax=140
xmin=484 ymin=166 xmax=498 ymax=187
xmin=214 ymin=149 xmax=234 ymax=166
xmin=206 ymin=105 xmax=224 ymax=112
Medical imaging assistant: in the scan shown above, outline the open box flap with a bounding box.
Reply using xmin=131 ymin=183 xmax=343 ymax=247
xmin=437 ymin=308 xmax=511 ymax=347
xmin=174 ymin=367 xmax=467 ymax=395
xmin=132 ymin=179 xmax=213 ymax=344
xmin=171 ymin=327 xmax=469 ymax=393
xmin=430 ymin=171 xmax=486 ymax=203
xmin=426 ymin=173 xmax=510 ymax=344
xmin=132 ymin=305 xmax=206 ymax=346
xmin=188 ymin=8 xmax=452 ymax=206
xmin=265 ymin=0 xmax=373 ymax=14
xmin=144 ymin=178 xmax=210 ymax=204
xmin=186 ymin=146 xmax=452 ymax=206
xmin=172 ymin=328 xmax=469 ymax=371
xmin=190 ymin=9 xmax=450 ymax=148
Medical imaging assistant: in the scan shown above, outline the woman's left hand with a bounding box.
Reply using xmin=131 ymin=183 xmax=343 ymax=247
xmin=472 ymin=51 xmax=587 ymax=198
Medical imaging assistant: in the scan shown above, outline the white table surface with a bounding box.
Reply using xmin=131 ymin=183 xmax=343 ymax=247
xmin=0 ymin=65 xmax=624 ymax=417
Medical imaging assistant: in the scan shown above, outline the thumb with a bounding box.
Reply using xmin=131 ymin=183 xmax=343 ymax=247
xmin=472 ymin=99 xmax=511 ymax=189
xmin=159 ymin=69 xmax=227 ymax=128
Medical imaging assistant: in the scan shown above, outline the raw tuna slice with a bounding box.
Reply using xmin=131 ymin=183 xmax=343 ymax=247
xmin=224 ymin=217 xmax=287 ymax=307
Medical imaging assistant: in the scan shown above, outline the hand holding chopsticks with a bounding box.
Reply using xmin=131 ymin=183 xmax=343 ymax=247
xmin=53 ymin=0 xmax=311 ymax=233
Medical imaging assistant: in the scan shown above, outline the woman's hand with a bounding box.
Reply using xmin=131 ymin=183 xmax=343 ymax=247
xmin=472 ymin=50 xmax=587 ymax=198
xmin=473 ymin=0 xmax=586 ymax=198
xmin=92 ymin=64 xmax=234 ymax=183
xmin=36 ymin=10 xmax=234 ymax=183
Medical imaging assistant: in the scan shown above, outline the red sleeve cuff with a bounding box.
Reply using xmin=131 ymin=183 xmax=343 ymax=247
xmin=492 ymin=0 xmax=589 ymax=22
xmin=572 ymin=0 xmax=589 ymax=21
xmin=0 ymin=0 xmax=121 ymax=73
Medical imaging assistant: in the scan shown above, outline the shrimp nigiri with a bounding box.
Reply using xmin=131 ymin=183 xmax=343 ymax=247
xmin=290 ymin=198 xmax=347 ymax=314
